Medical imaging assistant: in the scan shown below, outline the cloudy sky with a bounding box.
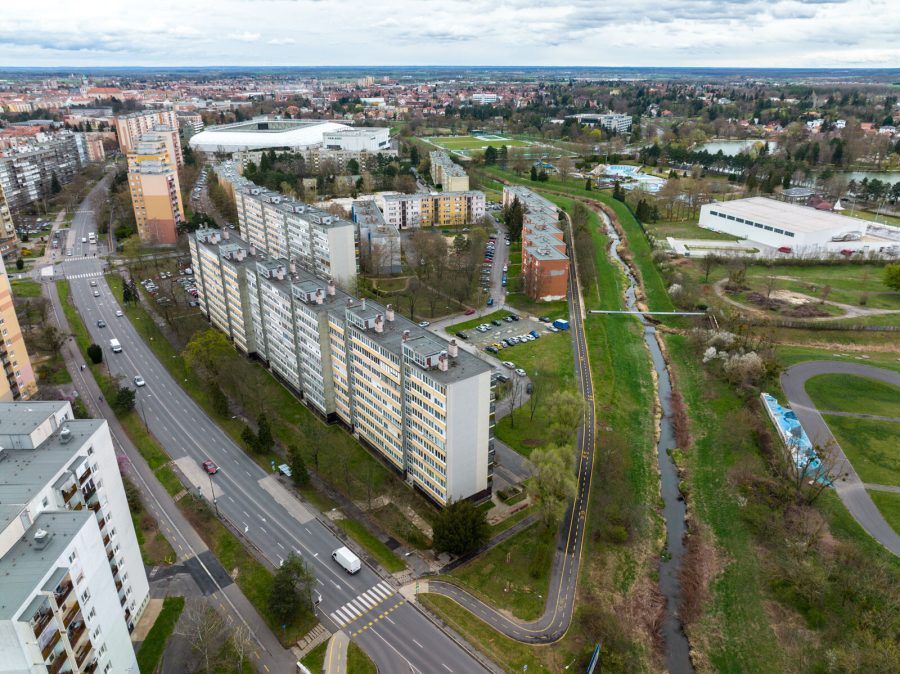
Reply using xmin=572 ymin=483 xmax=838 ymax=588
xmin=0 ymin=0 xmax=897 ymax=68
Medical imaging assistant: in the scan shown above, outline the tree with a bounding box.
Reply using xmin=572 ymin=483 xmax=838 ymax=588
xmin=530 ymin=165 xmax=538 ymax=181
xmin=700 ymin=253 xmax=722 ymax=283
xmin=612 ymin=180 xmax=625 ymax=202
xmin=241 ymin=424 xmax=259 ymax=453
xmin=432 ymin=499 xmax=490 ymax=556
xmin=483 ymin=145 xmax=498 ymax=165
xmin=112 ymin=386 xmax=136 ymax=414
xmin=545 ymin=390 xmax=585 ymax=444
xmin=883 ymin=264 xmax=900 ymax=291
xmin=764 ymin=274 xmax=779 ymax=300
xmin=87 ymin=343 xmax=103 ymax=364
xmin=557 ymin=156 xmax=575 ymax=184
xmin=184 ymin=329 xmax=234 ymax=383
xmin=256 ymin=413 xmax=274 ymax=453
xmin=527 ymin=444 xmax=577 ymax=527
xmin=15 ymin=257 xmax=23 ymax=270
xmin=50 ymin=173 xmax=62 ymax=195
xmin=288 ymin=445 xmax=310 ymax=487
xmin=346 ymin=158 xmax=360 ymax=175
xmin=504 ymin=197 xmax=524 ymax=242
xmin=510 ymin=149 xmax=528 ymax=175
xmin=268 ymin=553 xmax=316 ymax=625
xmin=208 ymin=382 xmax=229 ymax=417
xmin=585 ymin=178 xmax=593 ymax=191
xmin=175 ymin=601 xmax=226 ymax=674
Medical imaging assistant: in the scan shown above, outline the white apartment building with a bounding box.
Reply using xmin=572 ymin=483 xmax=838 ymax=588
xmin=429 ymin=151 xmax=470 ymax=192
xmin=188 ymin=229 xmax=494 ymax=505
xmin=567 ymin=112 xmax=633 ymax=134
xmin=230 ymin=181 xmax=358 ymax=288
xmin=0 ymin=402 xmax=149 ymax=674
xmin=321 ymin=127 xmax=391 ymax=153
xmin=0 ymin=135 xmax=83 ymax=210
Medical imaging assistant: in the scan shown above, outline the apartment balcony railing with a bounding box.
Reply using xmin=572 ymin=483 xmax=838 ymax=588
xmin=31 ymin=610 xmax=53 ymax=638
xmin=115 ymin=579 xmax=123 ymax=592
xmin=53 ymin=583 xmax=73 ymax=607
xmin=81 ymin=484 xmax=97 ymax=501
xmin=67 ymin=621 xmax=86 ymax=648
xmin=88 ymin=501 xmax=101 ymax=513
xmin=107 ymin=549 xmax=114 ymax=561
xmin=47 ymin=648 xmax=68 ymax=674
xmin=102 ymin=534 xmax=110 ymax=547
xmin=96 ymin=516 xmax=106 ymax=531
xmin=61 ymin=484 xmax=78 ymax=503
xmin=40 ymin=630 xmax=61 ymax=660
xmin=77 ymin=467 xmax=92 ymax=485
xmin=75 ymin=643 xmax=93 ymax=668
xmin=61 ymin=603 xmax=80 ymax=629
xmin=82 ymin=659 xmax=98 ymax=674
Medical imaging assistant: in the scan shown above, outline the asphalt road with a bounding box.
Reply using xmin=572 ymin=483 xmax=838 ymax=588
xmin=781 ymin=361 xmax=900 ymax=557
xmin=430 ymin=209 xmax=597 ymax=643
xmin=60 ymin=180 xmax=491 ymax=674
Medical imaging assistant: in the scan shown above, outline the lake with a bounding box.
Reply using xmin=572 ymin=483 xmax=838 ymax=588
xmin=842 ymin=171 xmax=900 ymax=185
xmin=695 ymin=139 xmax=778 ymax=156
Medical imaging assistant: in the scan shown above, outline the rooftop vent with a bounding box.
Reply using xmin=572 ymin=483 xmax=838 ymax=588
xmin=59 ymin=426 xmax=73 ymax=444
xmin=33 ymin=529 xmax=51 ymax=550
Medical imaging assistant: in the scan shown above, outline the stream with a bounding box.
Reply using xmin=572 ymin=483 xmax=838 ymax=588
xmin=601 ymin=211 xmax=694 ymax=673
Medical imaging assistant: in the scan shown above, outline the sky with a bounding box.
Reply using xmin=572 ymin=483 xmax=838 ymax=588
xmin=0 ymin=0 xmax=898 ymax=68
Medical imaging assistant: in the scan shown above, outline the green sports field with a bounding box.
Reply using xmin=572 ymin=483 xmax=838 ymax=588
xmin=426 ymin=135 xmax=531 ymax=151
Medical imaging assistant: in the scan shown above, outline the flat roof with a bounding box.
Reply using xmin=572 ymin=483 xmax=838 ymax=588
xmin=708 ymin=197 xmax=870 ymax=234
xmin=190 ymin=119 xmax=350 ymax=152
xmin=0 ymin=511 xmax=92 ymax=620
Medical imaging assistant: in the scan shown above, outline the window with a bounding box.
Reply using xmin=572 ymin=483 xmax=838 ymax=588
xmin=87 ymin=607 xmax=96 ymax=620
xmin=785 ymin=231 xmax=795 ymax=238
xmin=763 ymin=225 xmax=773 ymax=231
xmin=774 ymin=228 xmax=784 ymax=235
xmin=68 ymin=551 xmax=78 ymax=564
xmin=726 ymin=215 xmax=735 ymax=220
xmin=42 ymin=497 xmax=49 ymax=508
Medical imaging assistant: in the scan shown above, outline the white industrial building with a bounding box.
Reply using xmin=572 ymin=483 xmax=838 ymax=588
xmin=0 ymin=402 xmax=149 ymax=674
xmin=189 ymin=117 xmax=389 ymax=154
xmin=699 ymin=197 xmax=900 ymax=256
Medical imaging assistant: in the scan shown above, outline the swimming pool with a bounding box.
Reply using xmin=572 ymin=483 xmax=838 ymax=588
xmin=604 ymin=164 xmax=642 ymax=177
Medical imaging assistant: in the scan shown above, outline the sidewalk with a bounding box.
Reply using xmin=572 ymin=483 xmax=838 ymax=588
xmin=45 ymin=280 xmax=297 ymax=674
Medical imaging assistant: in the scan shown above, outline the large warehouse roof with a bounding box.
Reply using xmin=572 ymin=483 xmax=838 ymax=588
xmin=189 ymin=119 xmax=351 ymax=152
xmin=708 ymin=197 xmax=868 ymax=234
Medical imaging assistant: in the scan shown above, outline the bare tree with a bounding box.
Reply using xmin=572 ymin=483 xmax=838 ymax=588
xmin=176 ymin=600 xmax=227 ymax=674
xmin=764 ymin=275 xmax=779 ymax=300
xmin=700 ymin=253 xmax=723 ymax=283
xmin=505 ymin=376 xmax=526 ymax=428
xmin=556 ymin=156 xmax=575 ymax=184
xmin=791 ymin=439 xmax=845 ymax=506
xmin=819 ymin=284 xmax=832 ymax=304
xmin=229 ymin=623 xmax=256 ymax=674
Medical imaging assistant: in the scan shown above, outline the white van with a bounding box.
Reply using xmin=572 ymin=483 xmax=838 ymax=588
xmin=109 ymin=338 xmax=122 ymax=353
xmin=331 ymin=546 xmax=361 ymax=574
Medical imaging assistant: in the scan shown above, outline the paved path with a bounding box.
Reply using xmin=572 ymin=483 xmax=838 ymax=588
xmin=816 ymin=410 xmax=900 ymax=423
xmin=428 ymin=203 xmax=598 ymax=643
xmin=781 ymin=361 xmax=900 ymax=557
xmin=324 ymin=631 xmax=349 ymax=674
xmin=865 ymin=483 xmax=900 ymax=494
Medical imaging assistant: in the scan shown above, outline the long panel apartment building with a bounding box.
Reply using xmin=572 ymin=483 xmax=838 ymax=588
xmin=503 ymin=185 xmax=569 ymax=302
xmin=189 ymin=227 xmax=494 ymax=505
xmin=381 ymin=190 xmax=485 ymax=229
xmin=212 ymin=163 xmax=358 ymax=287
xmin=126 ymin=132 xmax=184 ymax=245
xmin=1 ymin=254 xmax=37 ymax=401
xmin=0 ymin=401 xmax=150 ymax=674
xmin=0 ymin=134 xmax=83 ymax=210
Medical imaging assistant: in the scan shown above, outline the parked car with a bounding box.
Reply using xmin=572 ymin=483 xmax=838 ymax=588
xmin=502 ymin=361 xmax=515 ymax=369
xmin=485 ymin=346 xmax=499 ymax=354
xmin=418 ymin=321 xmax=430 ymax=328
xmin=455 ymin=331 xmax=469 ymax=340
xmin=201 ymin=459 xmax=218 ymax=474
xmin=491 ymin=319 xmax=502 ymax=326
xmin=526 ymin=382 xmax=534 ymax=394
xmin=509 ymin=314 xmax=520 ymax=321
xmin=464 ymin=308 xmax=476 ymax=316
xmin=486 ymin=298 xmax=494 ymax=306
xmin=515 ymin=368 xmax=527 ymax=377
xmin=539 ymin=316 xmax=550 ymax=323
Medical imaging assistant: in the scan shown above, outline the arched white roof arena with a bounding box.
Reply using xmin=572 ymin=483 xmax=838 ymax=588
xmin=189 ymin=120 xmax=351 ymax=153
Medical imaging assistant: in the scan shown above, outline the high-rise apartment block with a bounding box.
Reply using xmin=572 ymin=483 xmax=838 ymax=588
xmin=381 ymin=191 xmax=485 ymax=230
xmin=503 ymin=186 xmax=569 ymax=302
xmin=189 ymin=227 xmax=494 ymax=505
xmin=0 ymin=134 xmax=83 ymax=210
xmin=0 ymin=401 xmax=149 ymax=674
xmin=126 ymin=133 xmax=184 ymax=245
xmin=429 ymin=151 xmax=469 ymax=192
xmin=115 ymin=110 xmax=183 ymax=167
xmin=1 ymin=255 xmax=37 ymax=401
xmin=0 ymin=181 xmax=15 ymax=244
xmin=214 ymin=163 xmax=358 ymax=287
xmin=352 ymin=200 xmax=401 ymax=275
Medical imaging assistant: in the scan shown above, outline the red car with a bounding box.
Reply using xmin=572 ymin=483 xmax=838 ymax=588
xmin=464 ymin=308 xmax=476 ymax=315
xmin=202 ymin=459 xmax=219 ymax=475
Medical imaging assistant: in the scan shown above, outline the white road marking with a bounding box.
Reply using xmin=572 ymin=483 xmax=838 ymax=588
xmin=412 ymin=639 xmax=423 ymax=649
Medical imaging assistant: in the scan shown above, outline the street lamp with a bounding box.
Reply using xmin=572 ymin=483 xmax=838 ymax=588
xmin=208 ymin=472 xmax=219 ymax=517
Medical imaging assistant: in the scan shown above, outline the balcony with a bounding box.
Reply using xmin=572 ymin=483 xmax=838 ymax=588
xmin=53 ymin=583 xmax=73 ymax=607
xmin=107 ymin=549 xmax=114 ymax=561
xmin=61 ymin=603 xmax=80 ymax=629
xmin=47 ymin=648 xmax=68 ymax=674
xmin=115 ymin=579 xmax=123 ymax=592
xmin=31 ymin=610 xmax=53 ymax=638
xmin=77 ymin=467 xmax=92 ymax=485
xmin=75 ymin=643 xmax=93 ymax=669
xmin=61 ymin=483 xmax=78 ymax=503
xmin=82 ymin=659 xmax=98 ymax=674
xmin=81 ymin=484 xmax=96 ymax=501
xmin=40 ymin=630 xmax=61 ymax=660
xmin=88 ymin=501 xmax=100 ymax=513
xmin=67 ymin=620 xmax=86 ymax=648
xmin=102 ymin=534 xmax=110 ymax=547
xmin=96 ymin=516 xmax=106 ymax=531
xmin=109 ymin=563 xmax=119 ymax=577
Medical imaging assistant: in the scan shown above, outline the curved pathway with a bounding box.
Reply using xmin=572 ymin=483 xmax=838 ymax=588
xmin=428 ymin=205 xmax=598 ymax=643
xmin=781 ymin=361 xmax=900 ymax=556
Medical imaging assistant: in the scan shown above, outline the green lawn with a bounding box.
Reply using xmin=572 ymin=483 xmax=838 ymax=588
xmin=427 ymin=135 xmax=530 ymax=151
xmin=443 ymin=523 xmax=555 ymax=620
xmin=869 ymin=490 xmax=900 ymax=535
xmin=494 ymin=331 xmax=577 ymax=457
xmin=136 ymin=596 xmax=185 ymax=674
xmin=347 ymin=641 xmax=377 ymax=674
xmin=645 ymin=218 xmax=740 ymax=242
xmin=824 ymin=415 xmax=900 ymax=486
xmin=445 ymin=309 xmax=515 ymax=334
xmin=336 ymin=518 xmax=406 ymax=573
xmin=301 ymin=641 xmax=327 ymax=673
xmin=9 ymin=279 xmax=43 ymax=297
xmin=806 ymin=374 xmax=900 ymax=418
xmin=777 ymin=345 xmax=900 ymax=373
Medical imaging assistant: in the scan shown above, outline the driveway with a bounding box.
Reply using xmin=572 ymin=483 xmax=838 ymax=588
xmin=781 ymin=361 xmax=900 ymax=557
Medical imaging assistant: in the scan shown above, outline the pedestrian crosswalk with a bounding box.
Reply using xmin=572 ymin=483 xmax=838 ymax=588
xmin=66 ymin=272 xmax=103 ymax=280
xmin=329 ymin=582 xmax=396 ymax=627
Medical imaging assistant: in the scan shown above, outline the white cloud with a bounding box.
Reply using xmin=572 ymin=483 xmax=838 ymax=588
xmin=228 ymin=31 xmax=261 ymax=42
xmin=0 ymin=0 xmax=895 ymax=67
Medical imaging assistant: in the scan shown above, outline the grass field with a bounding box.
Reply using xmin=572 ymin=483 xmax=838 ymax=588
xmin=806 ymin=374 xmax=900 ymax=417
xmin=347 ymin=641 xmax=378 ymax=674
xmin=645 ymin=218 xmax=740 ymax=241
xmin=136 ymin=596 xmax=185 ymax=674
xmin=824 ymin=415 xmax=900 ymax=487
xmin=427 ymin=135 xmax=530 ymax=151
xmin=869 ymin=490 xmax=900 ymax=535
xmin=9 ymin=279 xmax=43 ymax=297
xmin=336 ymin=518 xmax=406 ymax=573
xmin=301 ymin=641 xmax=327 ymax=673
xmin=445 ymin=309 xmax=515 ymax=334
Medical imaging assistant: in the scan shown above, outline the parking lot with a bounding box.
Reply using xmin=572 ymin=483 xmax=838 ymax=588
xmin=451 ymin=312 xmax=564 ymax=374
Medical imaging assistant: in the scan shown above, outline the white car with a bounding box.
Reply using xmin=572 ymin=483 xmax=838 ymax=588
xmin=418 ymin=321 xmax=430 ymax=328
xmin=133 ymin=375 xmax=145 ymax=387
xmin=515 ymin=368 xmax=527 ymax=377
xmin=115 ymin=310 xmax=123 ymax=317
xmin=502 ymin=361 xmax=515 ymax=369
xmin=93 ymin=290 xmax=100 ymax=297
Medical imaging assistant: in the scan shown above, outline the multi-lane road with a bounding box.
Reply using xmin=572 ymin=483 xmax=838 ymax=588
xmin=59 ymin=179 xmax=490 ymax=674
xmin=429 ymin=208 xmax=597 ymax=643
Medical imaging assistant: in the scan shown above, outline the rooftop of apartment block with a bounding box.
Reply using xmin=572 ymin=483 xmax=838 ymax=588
xmin=429 ymin=150 xmax=467 ymax=177
xmin=525 ymin=243 xmax=569 ymax=261
xmin=0 ymin=510 xmax=93 ymax=619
